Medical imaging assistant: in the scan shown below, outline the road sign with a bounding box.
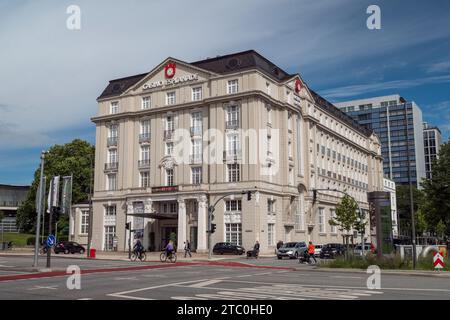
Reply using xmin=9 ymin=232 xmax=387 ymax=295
xmin=433 ymin=252 xmax=444 ymax=269
xmin=46 ymin=235 xmax=56 ymax=247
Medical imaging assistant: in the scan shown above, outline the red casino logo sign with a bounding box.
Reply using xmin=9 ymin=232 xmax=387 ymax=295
xmin=165 ymin=63 xmax=176 ymax=79
xmin=294 ymin=79 xmax=302 ymax=93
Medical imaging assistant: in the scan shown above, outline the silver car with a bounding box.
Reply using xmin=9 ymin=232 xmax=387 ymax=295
xmin=277 ymin=242 xmax=307 ymax=259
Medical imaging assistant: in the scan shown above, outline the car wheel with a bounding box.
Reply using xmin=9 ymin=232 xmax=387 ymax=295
xmin=80 ymin=249 xmax=85 ymax=254
xmin=64 ymin=249 xmax=69 ymax=254
xmin=295 ymin=252 xmax=298 ymax=259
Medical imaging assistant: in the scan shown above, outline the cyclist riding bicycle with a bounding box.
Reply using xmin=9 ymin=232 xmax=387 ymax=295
xmin=133 ymin=239 xmax=144 ymax=258
xmin=164 ymin=240 xmax=175 ymax=258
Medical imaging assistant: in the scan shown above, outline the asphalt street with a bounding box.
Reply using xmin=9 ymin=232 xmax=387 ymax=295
xmin=0 ymin=255 xmax=449 ymax=300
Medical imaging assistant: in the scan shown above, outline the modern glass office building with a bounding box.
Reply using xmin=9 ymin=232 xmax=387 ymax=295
xmin=335 ymin=95 xmax=426 ymax=187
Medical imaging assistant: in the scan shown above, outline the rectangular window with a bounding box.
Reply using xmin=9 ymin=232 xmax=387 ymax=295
xmin=267 ymin=199 xmax=275 ymax=214
xmin=141 ymin=145 xmax=150 ymax=161
xmin=166 ymin=142 xmax=173 ymax=156
xmin=227 ymin=80 xmax=238 ymax=94
xmin=109 ymin=124 xmax=118 ymax=138
xmin=140 ymin=120 xmax=150 ymax=136
xmin=110 ymin=101 xmax=119 ymax=114
xmin=192 ymin=87 xmax=202 ymax=101
xmin=166 ymin=91 xmax=176 ymax=105
xmin=225 ymin=200 xmax=242 ymax=212
xmin=106 ymin=205 xmax=116 ymax=216
xmin=227 ymin=134 xmax=240 ymax=157
xmin=318 ymin=208 xmax=325 ymax=233
xmin=80 ymin=210 xmax=89 ymax=234
xmin=166 ymin=169 xmax=174 ymax=186
xmin=227 ymin=163 xmax=240 ymax=182
xmin=140 ymin=171 xmax=150 ymax=188
xmin=108 ymin=149 xmax=118 ymax=164
xmin=226 ymin=105 xmax=240 ymax=128
xmin=268 ymin=223 xmax=275 ymax=246
xmin=166 ymin=116 xmax=175 ymax=131
xmin=191 ymin=112 xmax=202 ymax=135
xmin=191 ymin=139 xmax=202 ymax=162
xmin=142 ymin=96 xmax=151 ymax=109
xmin=107 ymin=174 xmax=117 ymax=191
xmin=191 ymin=167 xmax=202 ymax=185
xmin=330 ymin=209 xmax=337 ymax=233
xmin=295 ymin=196 xmax=305 ymax=231
xmin=225 ymin=223 xmax=242 ymax=246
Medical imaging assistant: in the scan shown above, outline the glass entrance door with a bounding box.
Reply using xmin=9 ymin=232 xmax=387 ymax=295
xmin=104 ymin=226 xmax=116 ymax=251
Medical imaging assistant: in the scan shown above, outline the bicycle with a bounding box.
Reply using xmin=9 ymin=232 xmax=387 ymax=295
xmin=131 ymin=249 xmax=147 ymax=262
xmin=160 ymin=250 xmax=177 ymax=263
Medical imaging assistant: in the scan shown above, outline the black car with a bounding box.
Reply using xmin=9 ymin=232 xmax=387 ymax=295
xmin=319 ymin=243 xmax=346 ymax=259
xmin=54 ymin=241 xmax=86 ymax=254
xmin=213 ymin=242 xmax=245 ymax=255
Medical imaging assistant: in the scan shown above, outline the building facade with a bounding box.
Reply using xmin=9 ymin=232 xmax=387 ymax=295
xmin=382 ymin=178 xmax=398 ymax=238
xmin=87 ymin=50 xmax=384 ymax=254
xmin=336 ymin=95 xmax=426 ymax=188
xmin=0 ymin=184 xmax=29 ymax=233
xmin=423 ymin=122 xmax=443 ymax=180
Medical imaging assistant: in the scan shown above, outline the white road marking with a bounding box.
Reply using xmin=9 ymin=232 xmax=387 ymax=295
xmin=78 ymin=298 xmax=93 ymax=300
xmin=113 ymin=277 xmax=139 ymax=281
xmin=189 ymin=280 xmax=223 ymax=288
xmin=108 ymin=294 xmax=154 ymax=300
xmin=0 ymin=265 xmax=15 ymax=268
xmin=331 ymin=276 xmax=363 ymax=279
xmin=142 ymin=274 xmax=167 ymax=278
xmin=27 ymin=285 xmax=58 ymax=291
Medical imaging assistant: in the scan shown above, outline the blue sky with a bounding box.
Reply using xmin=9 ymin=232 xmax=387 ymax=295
xmin=1 ymin=0 xmax=449 ymax=185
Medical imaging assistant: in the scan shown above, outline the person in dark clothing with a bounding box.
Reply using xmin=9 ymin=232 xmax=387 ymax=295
xmin=184 ymin=240 xmax=192 ymax=258
xmin=277 ymin=241 xmax=284 ymax=250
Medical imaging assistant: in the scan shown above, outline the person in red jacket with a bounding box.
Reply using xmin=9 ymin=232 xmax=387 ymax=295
xmin=307 ymin=241 xmax=317 ymax=263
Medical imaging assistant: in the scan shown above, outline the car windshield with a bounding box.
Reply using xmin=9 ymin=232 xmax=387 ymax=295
xmin=282 ymin=242 xmax=298 ymax=248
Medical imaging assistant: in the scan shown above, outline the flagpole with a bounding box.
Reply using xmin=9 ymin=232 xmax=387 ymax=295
xmin=33 ymin=151 xmax=46 ymax=267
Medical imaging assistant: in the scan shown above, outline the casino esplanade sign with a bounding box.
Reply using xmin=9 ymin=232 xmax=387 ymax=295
xmin=143 ymin=62 xmax=199 ymax=90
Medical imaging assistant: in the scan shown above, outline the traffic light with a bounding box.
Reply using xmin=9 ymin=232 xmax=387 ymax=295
xmin=210 ymin=223 xmax=217 ymax=234
xmin=125 ymin=222 xmax=131 ymax=230
xmin=247 ymin=191 xmax=252 ymax=201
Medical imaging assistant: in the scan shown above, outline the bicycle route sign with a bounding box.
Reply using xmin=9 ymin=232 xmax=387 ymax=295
xmin=46 ymin=235 xmax=56 ymax=247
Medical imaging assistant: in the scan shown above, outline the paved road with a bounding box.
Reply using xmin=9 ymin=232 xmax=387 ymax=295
xmin=0 ymin=255 xmax=449 ymax=300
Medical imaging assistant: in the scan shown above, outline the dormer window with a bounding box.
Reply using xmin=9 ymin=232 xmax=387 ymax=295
xmin=110 ymin=101 xmax=119 ymax=114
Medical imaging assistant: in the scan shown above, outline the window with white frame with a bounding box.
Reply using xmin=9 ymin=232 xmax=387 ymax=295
xmin=106 ymin=205 xmax=116 ymax=216
xmin=225 ymin=223 xmax=242 ymax=246
xmin=107 ymin=173 xmax=117 ymax=191
xmin=330 ymin=209 xmax=337 ymax=233
xmin=227 ymin=79 xmax=238 ymax=94
xmin=141 ymin=145 xmax=150 ymax=161
xmin=318 ymin=208 xmax=325 ymax=233
xmin=227 ymin=163 xmax=240 ymax=182
xmin=191 ymin=167 xmax=202 ymax=185
xmin=267 ymin=199 xmax=275 ymax=214
xmin=268 ymin=223 xmax=275 ymax=246
xmin=80 ymin=210 xmax=89 ymax=234
xmin=110 ymin=101 xmax=119 ymax=114
xmin=166 ymin=142 xmax=173 ymax=156
xmin=166 ymin=115 xmax=175 ymax=131
xmin=191 ymin=139 xmax=202 ymax=162
xmin=108 ymin=149 xmax=118 ymax=164
xmin=104 ymin=226 xmax=116 ymax=251
xmin=294 ymin=195 xmax=305 ymax=231
xmin=166 ymin=169 xmax=174 ymax=186
xmin=140 ymin=171 xmax=150 ymax=188
xmin=166 ymin=91 xmax=176 ymax=105
xmin=140 ymin=120 xmax=150 ymax=137
xmin=191 ymin=112 xmax=202 ymax=134
xmin=226 ymin=105 xmax=240 ymax=127
xmin=266 ymin=82 xmax=271 ymax=95
xmin=109 ymin=124 xmax=118 ymax=138
xmin=142 ymin=96 xmax=151 ymax=109
xmin=227 ymin=133 xmax=240 ymax=156
xmin=225 ymin=199 xmax=241 ymax=212
xmin=192 ymin=87 xmax=202 ymax=101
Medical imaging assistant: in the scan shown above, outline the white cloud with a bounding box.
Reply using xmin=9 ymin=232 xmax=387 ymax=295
xmin=425 ymin=61 xmax=450 ymax=74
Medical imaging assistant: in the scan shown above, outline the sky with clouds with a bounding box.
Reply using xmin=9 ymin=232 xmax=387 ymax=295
xmin=1 ymin=0 xmax=449 ymax=185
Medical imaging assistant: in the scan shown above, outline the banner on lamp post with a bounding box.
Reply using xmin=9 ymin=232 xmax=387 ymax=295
xmin=47 ymin=176 xmax=60 ymax=213
xmin=61 ymin=176 xmax=73 ymax=215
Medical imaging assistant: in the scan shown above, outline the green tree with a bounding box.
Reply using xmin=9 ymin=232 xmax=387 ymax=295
xmin=436 ymin=220 xmax=447 ymax=240
xmin=420 ymin=139 xmax=450 ymax=236
xmin=396 ymin=185 xmax=424 ymax=237
xmin=329 ymin=194 xmax=359 ymax=257
xmin=16 ymin=139 xmax=95 ymax=233
xmin=415 ymin=208 xmax=428 ymax=235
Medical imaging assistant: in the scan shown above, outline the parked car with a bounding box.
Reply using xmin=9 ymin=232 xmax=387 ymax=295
xmin=314 ymin=244 xmax=323 ymax=257
xmin=277 ymin=242 xmax=307 ymax=259
xmin=54 ymin=241 xmax=86 ymax=254
xmin=213 ymin=242 xmax=245 ymax=255
xmin=354 ymin=243 xmax=376 ymax=256
xmin=319 ymin=243 xmax=346 ymax=259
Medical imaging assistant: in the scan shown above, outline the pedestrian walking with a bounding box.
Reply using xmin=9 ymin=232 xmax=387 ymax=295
xmin=307 ymin=241 xmax=317 ymax=264
xmin=184 ymin=240 xmax=192 ymax=258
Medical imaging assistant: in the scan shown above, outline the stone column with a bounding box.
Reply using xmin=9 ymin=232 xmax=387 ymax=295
xmin=177 ymin=198 xmax=187 ymax=252
xmin=197 ymin=195 xmax=208 ymax=252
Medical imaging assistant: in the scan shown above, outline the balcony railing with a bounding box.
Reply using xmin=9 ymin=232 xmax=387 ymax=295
xmin=107 ymin=137 xmax=118 ymax=147
xmin=0 ymin=201 xmax=23 ymax=208
xmin=189 ymin=154 xmax=203 ymax=164
xmin=138 ymin=159 xmax=150 ymax=168
xmin=164 ymin=130 xmax=174 ymax=141
xmin=226 ymin=120 xmax=239 ymax=130
xmin=223 ymin=149 xmax=242 ymax=160
xmin=104 ymin=162 xmax=119 ymax=171
xmin=139 ymin=133 xmax=151 ymax=143
xmin=190 ymin=126 xmax=202 ymax=137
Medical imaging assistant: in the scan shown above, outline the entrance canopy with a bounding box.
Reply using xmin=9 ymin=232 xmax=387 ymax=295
xmin=127 ymin=212 xmax=177 ymax=220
